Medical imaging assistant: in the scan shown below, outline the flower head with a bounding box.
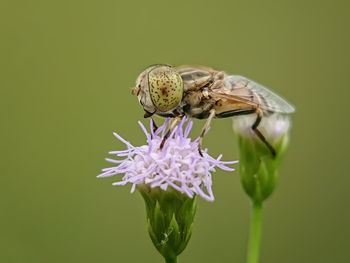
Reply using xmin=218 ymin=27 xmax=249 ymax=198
xmin=98 ymin=117 xmax=237 ymax=201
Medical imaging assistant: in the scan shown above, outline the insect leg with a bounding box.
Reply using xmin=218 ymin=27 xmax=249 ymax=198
xmin=198 ymin=109 xmax=216 ymax=156
xmin=252 ymin=110 xmax=277 ymax=157
xmin=159 ymin=117 xmax=182 ymax=150
xmin=150 ymin=117 xmax=158 ymax=134
xmin=144 ymin=110 xmax=154 ymax=118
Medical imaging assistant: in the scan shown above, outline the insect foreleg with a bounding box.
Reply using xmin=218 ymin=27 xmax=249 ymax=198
xmin=159 ymin=116 xmax=182 ymax=150
xmin=150 ymin=117 xmax=159 ymax=137
xmin=252 ymin=110 xmax=277 ymax=157
xmin=198 ymin=109 xmax=216 ymax=156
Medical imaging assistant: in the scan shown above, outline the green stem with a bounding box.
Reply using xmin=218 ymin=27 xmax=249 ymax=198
xmin=165 ymin=257 xmax=177 ymax=263
xmin=247 ymin=201 xmax=263 ymax=263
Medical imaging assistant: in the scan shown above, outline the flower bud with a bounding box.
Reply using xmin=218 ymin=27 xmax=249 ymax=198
xmin=233 ymin=114 xmax=291 ymax=203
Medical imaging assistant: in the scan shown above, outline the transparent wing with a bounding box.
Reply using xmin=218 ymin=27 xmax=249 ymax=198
xmin=212 ymin=75 xmax=295 ymax=114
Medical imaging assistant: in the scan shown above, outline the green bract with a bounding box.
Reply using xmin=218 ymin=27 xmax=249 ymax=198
xmin=138 ymin=185 xmax=196 ymax=262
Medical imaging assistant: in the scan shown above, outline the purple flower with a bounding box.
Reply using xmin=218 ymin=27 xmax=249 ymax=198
xmin=98 ymin=117 xmax=237 ymax=201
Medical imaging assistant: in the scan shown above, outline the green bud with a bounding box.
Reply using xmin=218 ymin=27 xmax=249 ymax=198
xmin=233 ymin=114 xmax=291 ymax=203
xmin=138 ymin=185 xmax=197 ymax=262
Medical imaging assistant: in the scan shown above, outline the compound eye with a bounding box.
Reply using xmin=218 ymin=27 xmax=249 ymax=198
xmin=148 ymin=66 xmax=183 ymax=112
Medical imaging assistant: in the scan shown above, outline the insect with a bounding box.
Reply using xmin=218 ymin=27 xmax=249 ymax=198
xmin=131 ymin=64 xmax=295 ymax=157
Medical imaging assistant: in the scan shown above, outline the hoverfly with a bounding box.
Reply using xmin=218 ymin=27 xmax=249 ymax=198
xmin=131 ymin=64 xmax=295 ymax=157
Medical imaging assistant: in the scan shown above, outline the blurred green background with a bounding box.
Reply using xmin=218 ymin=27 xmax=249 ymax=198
xmin=1 ymin=0 xmax=349 ymax=262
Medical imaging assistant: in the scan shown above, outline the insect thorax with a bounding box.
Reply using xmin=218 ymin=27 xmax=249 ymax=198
xmin=177 ymin=67 xmax=215 ymax=90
